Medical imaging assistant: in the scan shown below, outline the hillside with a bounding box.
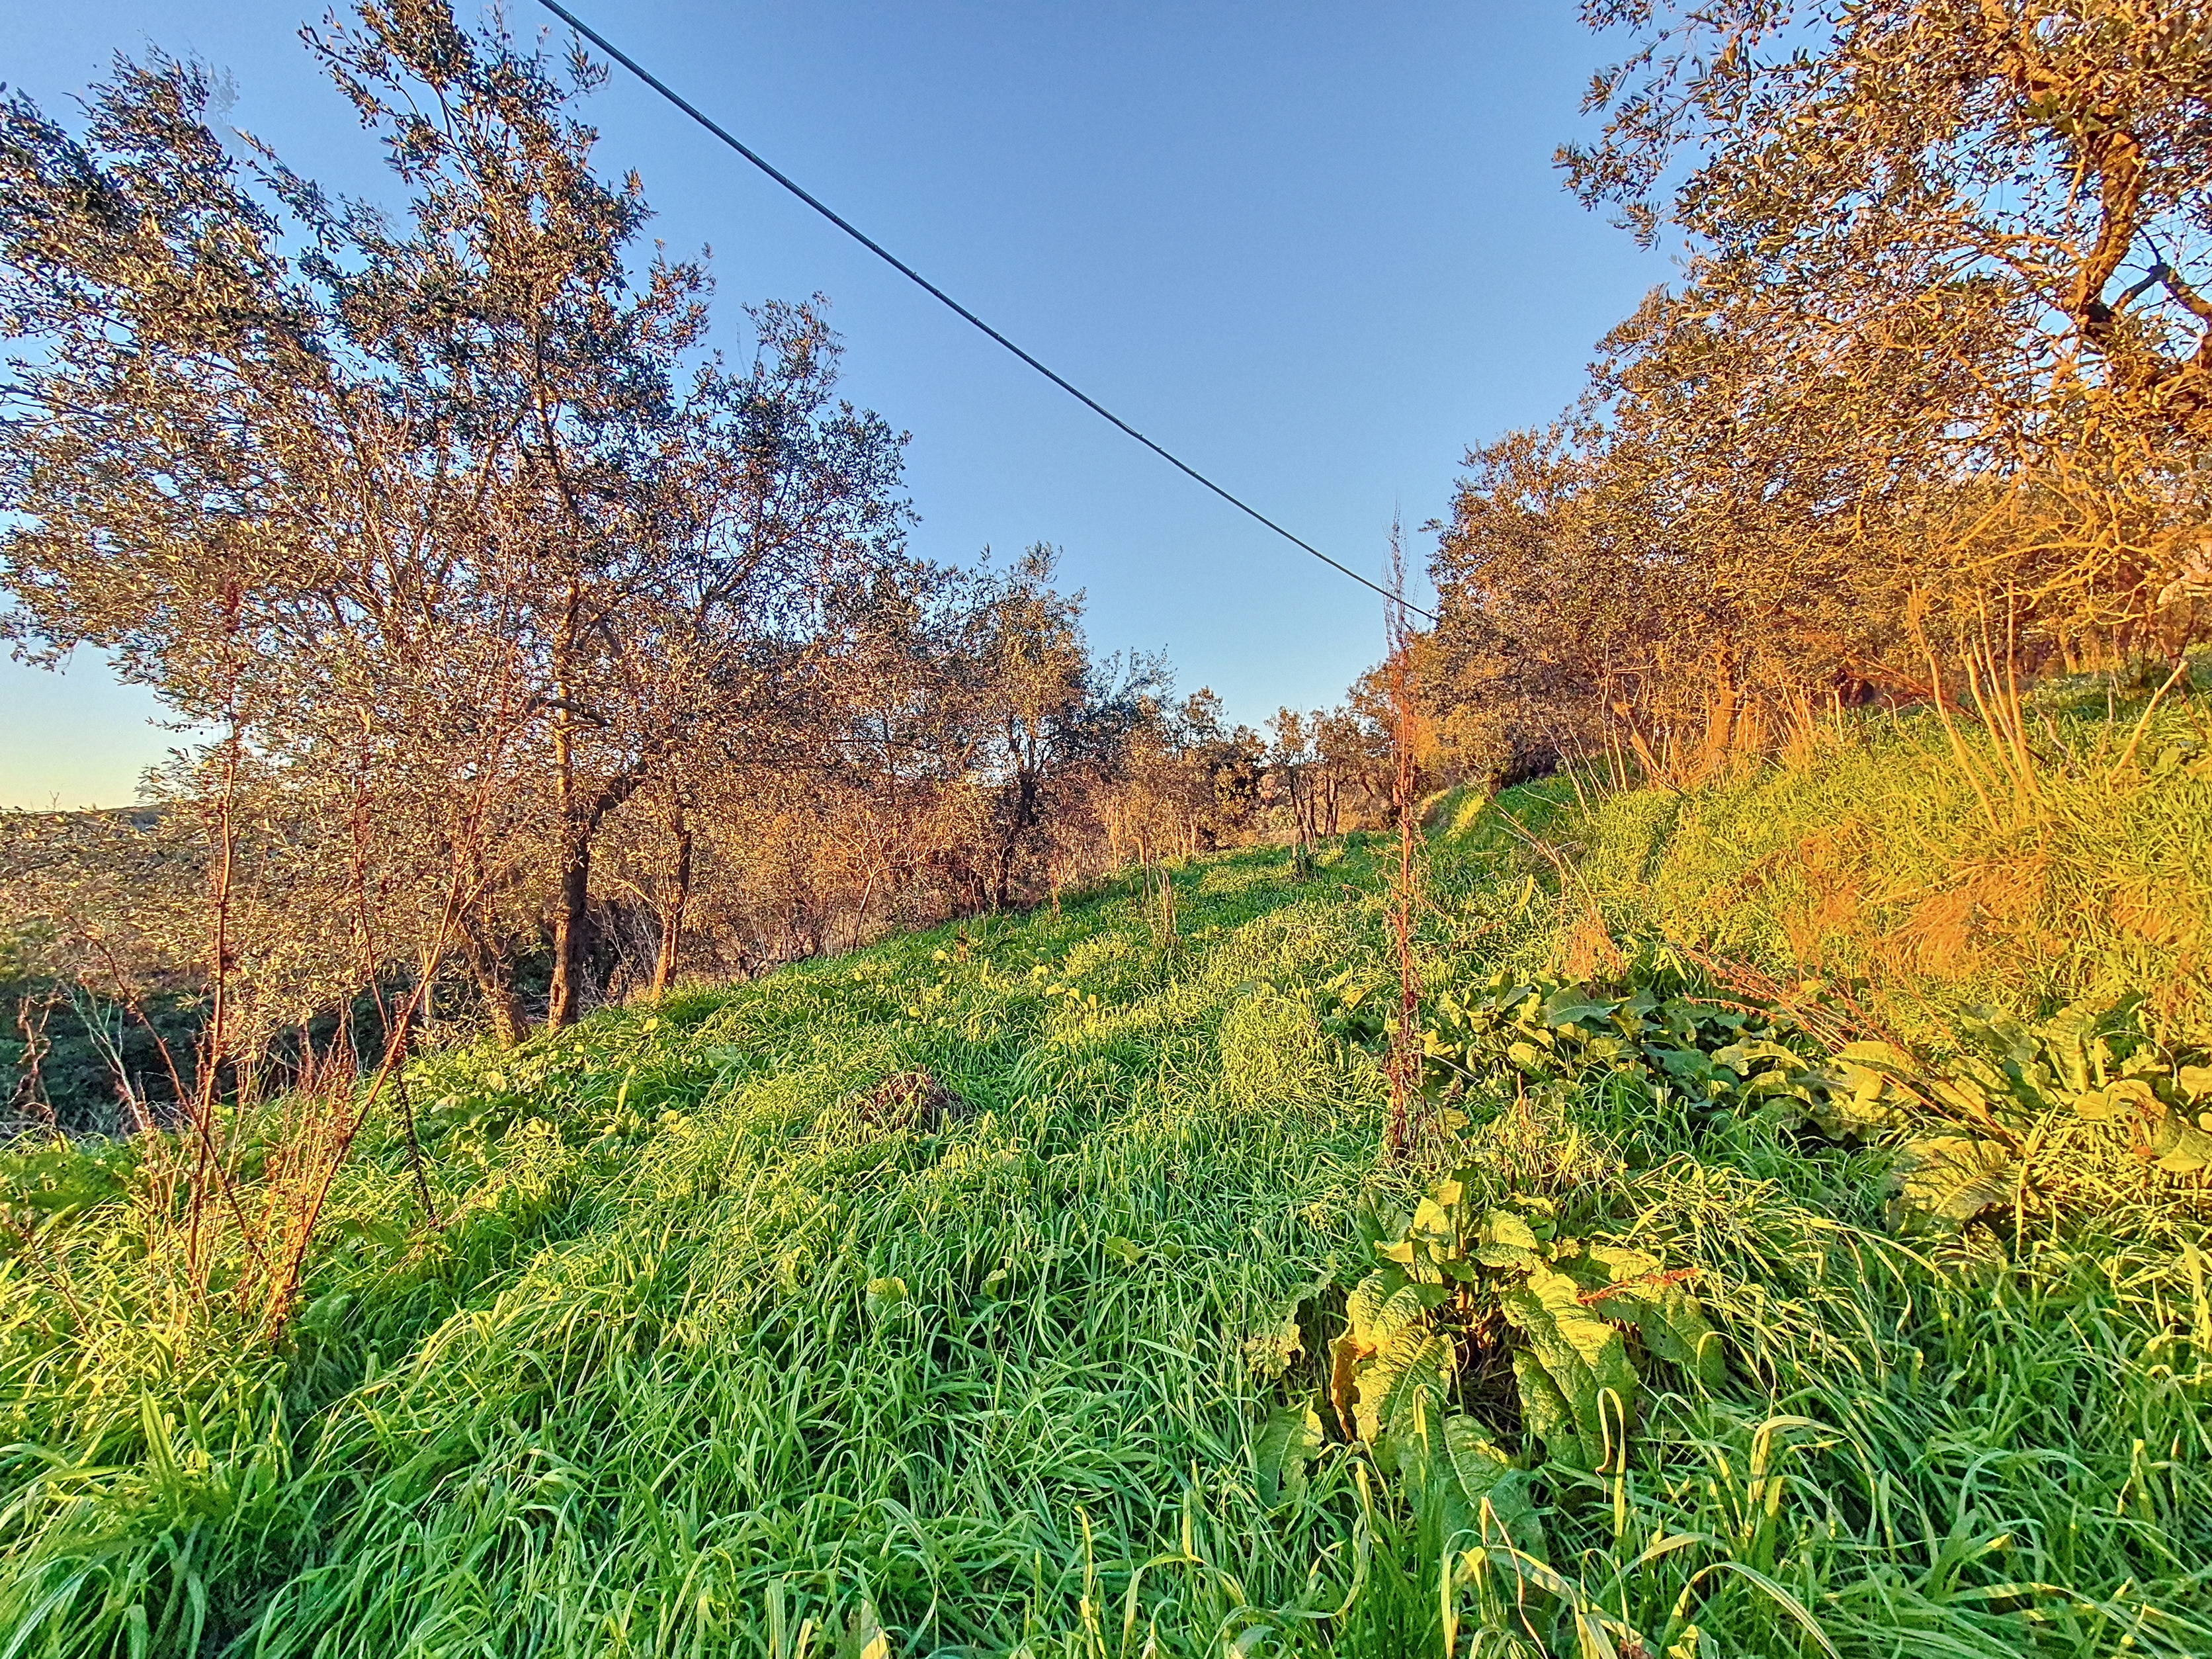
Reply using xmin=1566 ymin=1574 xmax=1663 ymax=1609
xmin=4 ymin=704 xmax=2211 ymax=1658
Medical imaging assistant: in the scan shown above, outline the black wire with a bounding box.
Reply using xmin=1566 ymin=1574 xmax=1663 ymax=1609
xmin=530 ymin=0 xmax=1437 ymax=624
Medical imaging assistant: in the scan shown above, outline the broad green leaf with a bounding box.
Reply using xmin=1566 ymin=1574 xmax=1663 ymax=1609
xmin=1517 ymin=1196 xmax=1560 ymax=1240
xmin=1242 ymin=1312 xmax=1302 ymax=1381
xmin=836 ymin=1602 xmax=890 ymax=1659
xmin=1929 ymin=1076 xmax=2000 ymax=1122
xmin=1401 ymin=1406 xmax=1547 ymax=1561
xmin=1334 ymin=1269 xmax=1422 ymax=1437
xmin=1802 ymin=1066 xmax=1900 ymax=1138
xmin=1443 ymin=1416 xmax=1547 ymax=1559
xmin=1835 ymin=1039 xmax=1915 ymax=1072
xmin=1959 ymin=1009 xmax=2037 ymax=1070
xmin=1342 ymin=1271 xmax=1394 ymax=1347
xmin=1712 ymin=1039 xmax=1800 ymax=1074
xmin=1889 ymin=1137 xmax=2016 ymax=1227
xmin=1409 ymin=1197 xmax=1457 ymax=1244
xmin=1656 ymin=1286 xmax=1724 ymax=1387
xmin=1510 ymin=1348 xmax=1579 ymax=1467
xmin=1483 ymin=1210 xmax=1540 ymax=1252
xmin=2033 ymin=1003 xmax=2100 ymax=1097
xmin=1502 ymin=1265 xmax=1638 ymax=1470
xmin=2148 ymin=1108 xmax=2212 ymax=1175
xmin=1541 ymin=987 xmax=1617 ymax=1028
xmin=1650 ymin=1045 xmax=1716 ymax=1085
xmin=1345 ymin=1275 xmax=1434 ymax=1353
xmin=1587 ymin=1272 xmax=1724 ymax=1388
xmin=1580 ymin=1244 xmax=1660 ymax=1284
xmin=1357 ymin=1324 xmax=1455 ymax=1451
xmin=1254 ymin=1401 xmax=1324 ymax=1509
xmin=2073 ymin=1078 xmax=2156 ymax=1123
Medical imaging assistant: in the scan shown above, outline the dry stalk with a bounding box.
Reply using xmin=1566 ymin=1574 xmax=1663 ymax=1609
xmin=1906 ymin=588 xmax=2004 ymax=833
xmin=256 ymin=745 xmax=509 ymax=1338
xmin=1147 ymin=859 xmax=1178 ymax=952
xmin=1384 ymin=513 xmax=1425 ymax=1162
xmin=2107 ymin=652 xmax=2194 ymax=780
xmin=345 ymin=721 xmax=439 ymax=1230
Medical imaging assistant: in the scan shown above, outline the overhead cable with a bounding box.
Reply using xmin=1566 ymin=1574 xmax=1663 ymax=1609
xmin=530 ymin=0 xmax=1437 ymax=624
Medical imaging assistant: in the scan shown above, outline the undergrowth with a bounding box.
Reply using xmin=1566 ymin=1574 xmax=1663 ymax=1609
xmin=3 ymin=712 xmax=2209 ymax=1657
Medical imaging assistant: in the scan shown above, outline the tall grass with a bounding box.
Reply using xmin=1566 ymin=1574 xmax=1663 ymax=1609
xmin=1480 ymin=678 xmax=2212 ymax=1046
xmin=2 ymin=737 xmax=2208 ymax=1656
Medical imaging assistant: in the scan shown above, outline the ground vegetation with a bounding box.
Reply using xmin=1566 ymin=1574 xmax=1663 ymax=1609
xmin=1 ymin=695 xmax=2207 ymax=1656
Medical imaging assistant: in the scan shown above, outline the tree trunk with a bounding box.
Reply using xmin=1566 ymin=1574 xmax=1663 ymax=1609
xmin=460 ymin=914 xmax=527 ymax=1048
xmin=650 ymin=816 xmax=693 ymax=999
xmin=546 ymin=748 xmax=656 ymax=1027
xmin=1689 ymin=648 xmax=1740 ymax=784
xmin=845 ymin=864 xmax=880 ymax=955
xmin=546 ymin=835 xmax=591 ymax=1029
xmin=546 ymin=668 xmax=582 ymax=1030
xmin=992 ymin=771 xmax=1040 ymax=911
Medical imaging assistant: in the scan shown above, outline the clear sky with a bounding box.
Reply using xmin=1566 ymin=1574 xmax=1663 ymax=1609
xmin=1 ymin=1 xmax=1668 ymax=809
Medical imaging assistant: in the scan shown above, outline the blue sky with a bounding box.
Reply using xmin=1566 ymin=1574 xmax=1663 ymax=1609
xmin=1 ymin=1 xmax=1668 ymax=808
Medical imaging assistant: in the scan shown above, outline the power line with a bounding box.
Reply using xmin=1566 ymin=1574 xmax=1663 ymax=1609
xmin=530 ymin=0 xmax=1437 ymax=625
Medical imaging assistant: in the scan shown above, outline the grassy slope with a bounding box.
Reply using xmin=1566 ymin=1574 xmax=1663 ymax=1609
xmin=1549 ymin=677 xmax=2212 ymax=1044
xmin=3 ymin=708 xmax=2209 ymax=1658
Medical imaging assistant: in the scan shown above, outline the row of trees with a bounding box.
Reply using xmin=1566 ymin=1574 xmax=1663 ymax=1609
xmin=0 ymin=3 xmax=1398 ymax=1130
xmin=1423 ymin=0 xmax=2212 ymax=784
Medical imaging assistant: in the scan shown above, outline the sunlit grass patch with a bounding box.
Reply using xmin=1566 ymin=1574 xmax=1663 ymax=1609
xmin=1555 ymin=703 xmax=2212 ymax=1043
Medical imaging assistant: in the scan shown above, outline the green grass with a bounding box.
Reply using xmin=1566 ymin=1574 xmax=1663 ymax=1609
xmin=3 ymin=736 xmax=2210 ymax=1656
xmin=1473 ymin=685 xmax=2212 ymax=1046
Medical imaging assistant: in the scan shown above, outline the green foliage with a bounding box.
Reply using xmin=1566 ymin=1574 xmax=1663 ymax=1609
xmin=1414 ymin=970 xmax=1844 ymax=1127
xmin=0 ymin=975 xmax=202 ymax=1137
xmin=1951 ymin=1000 xmax=2212 ymax=1171
xmin=0 ymin=1138 xmax=136 ymax=1221
xmin=1399 ymin=1407 xmax=1546 ymax=1566
xmin=1824 ymin=994 xmax=2212 ymax=1230
xmin=1331 ymin=1173 xmax=1720 ymax=1494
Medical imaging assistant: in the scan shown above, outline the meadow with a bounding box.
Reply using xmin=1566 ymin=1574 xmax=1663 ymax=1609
xmin=3 ymin=698 xmax=2210 ymax=1659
